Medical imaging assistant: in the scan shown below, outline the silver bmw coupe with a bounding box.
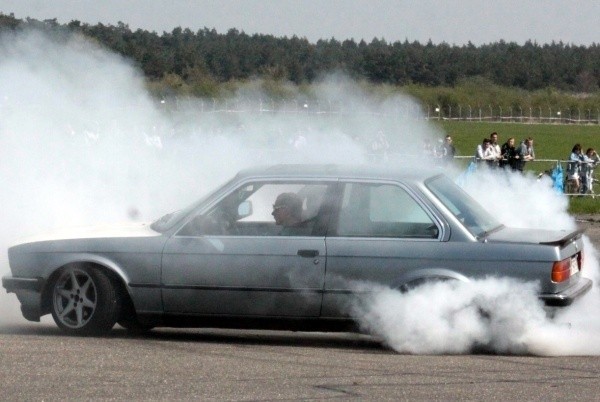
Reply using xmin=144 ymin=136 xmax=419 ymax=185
xmin=2 ymin=164 xmax=592 ymax=335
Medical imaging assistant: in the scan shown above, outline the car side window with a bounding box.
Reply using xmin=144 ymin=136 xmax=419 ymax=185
xmin=336 ymin=182 xmax=438 ymax=238
xmin=178 ymin=182 xmax=330 ymax=237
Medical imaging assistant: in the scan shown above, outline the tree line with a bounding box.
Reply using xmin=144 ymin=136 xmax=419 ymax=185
xmin=1 ymin=12 xmax=599 ymax=96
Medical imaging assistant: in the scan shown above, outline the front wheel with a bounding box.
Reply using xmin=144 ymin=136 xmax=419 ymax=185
xmin=50 ymin=266 xmax=120 ymax=335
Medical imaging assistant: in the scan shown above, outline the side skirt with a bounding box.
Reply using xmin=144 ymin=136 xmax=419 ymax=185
xmin=137 ymin=313 xmax=360 ymax=333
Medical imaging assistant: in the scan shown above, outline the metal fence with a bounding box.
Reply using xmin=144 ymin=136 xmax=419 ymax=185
xmin=159 ymin=98 xmax=600 ymax=125
xmin=425 ymin=105 xmax=600 ymax=125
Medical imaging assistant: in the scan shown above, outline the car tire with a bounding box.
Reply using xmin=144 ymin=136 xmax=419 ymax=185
xmin=50 ymin=265 xmax=120 ymax=335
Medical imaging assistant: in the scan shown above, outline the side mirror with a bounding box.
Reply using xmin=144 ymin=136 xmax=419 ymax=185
xmin=237 ymin=200 xmax=253 ymax=219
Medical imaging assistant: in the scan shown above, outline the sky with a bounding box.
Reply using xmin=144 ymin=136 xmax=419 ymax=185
xmin=0 ymin=0 xmax=598 ymax=46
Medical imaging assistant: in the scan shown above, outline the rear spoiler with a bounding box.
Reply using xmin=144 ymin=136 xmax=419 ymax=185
xmin=539 ymin=228 xmax=585 ymax=247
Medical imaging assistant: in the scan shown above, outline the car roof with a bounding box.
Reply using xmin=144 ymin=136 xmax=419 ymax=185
xmin=235 ymin=164 xmax=442 ymax=182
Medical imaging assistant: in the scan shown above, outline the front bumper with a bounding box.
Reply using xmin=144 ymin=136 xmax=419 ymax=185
xmin=539 ymin=277 xmax=593 ymax=307
xmin=2 ymin=275 xmax=45 ymax=322
xmin=2 ymin=275 xmax=45 ymax=293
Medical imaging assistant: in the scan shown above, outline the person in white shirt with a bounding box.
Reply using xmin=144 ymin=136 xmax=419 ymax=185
xmin=489 ymin=132 xmax=501 ymax=168
xmin=475 ymin=138 xmax=496 ymax=167
xmin=566 ymin=143 xmax=583 ymax=194
xmin=581 ymin=148 xmax=599 ymax=194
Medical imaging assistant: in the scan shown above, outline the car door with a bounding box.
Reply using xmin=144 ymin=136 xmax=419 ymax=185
xmin=321 ymin=180 xmax=445 ymax=317
xmin=161 ymin=179 xmax=335 ymax=317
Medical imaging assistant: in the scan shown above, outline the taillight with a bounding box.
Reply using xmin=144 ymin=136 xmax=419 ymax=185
xmin=578 ymin=251 xmax=584 ymax=271
xmin=551 ymin=258 xmax=571 ymax=283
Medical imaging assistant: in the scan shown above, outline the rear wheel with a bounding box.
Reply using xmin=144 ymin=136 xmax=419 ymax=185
xmin=399 ymin=277 xmax=453 ymax=293
xmin=50 ymin=266 xmax=119 ymax=335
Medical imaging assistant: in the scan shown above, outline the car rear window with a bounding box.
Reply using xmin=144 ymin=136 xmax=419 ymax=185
xmin=425 ymin=175 xmax=501 ymax=238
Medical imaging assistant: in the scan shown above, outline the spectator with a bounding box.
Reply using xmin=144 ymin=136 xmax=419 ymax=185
xmin=566 ymin=143 xmax=583 ymax=194
xmin=581 ymin=147 xmax=599 ymax=195
xmin=515 ymin=137 xmax=535 ymax=173
xmin=500 ymin=137 xmax=518 ymax=170
xmin=440 ymin=134 xmax=456 ymax=164
xmin=370 ymin=130 xmax=390 ymax=161
xmin=475 ymin=138 xmax=496 ymax=167
xmin=489 ymin=132 xmax=501 ymax=168
xmin=291 ymin=131 xmax=307 ymax=150
xmin=422 ymin=138 xmax=435 ymax=156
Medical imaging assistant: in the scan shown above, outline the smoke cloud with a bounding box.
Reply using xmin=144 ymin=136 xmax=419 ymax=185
xmin=0 ymin=29 xmax=598 ymax=356
xmin=351 ymin=278 xmax=546 ymax=354
xmin=0 ymin=29 xmax=419 ymax=325
xmin=351 ymin=274 xmax=600 ymax=355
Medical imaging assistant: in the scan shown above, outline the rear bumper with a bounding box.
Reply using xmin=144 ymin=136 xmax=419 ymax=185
xmin=2 ymin=275 xmax=45 ymax=293
xmin=539 ymin=277 xmax=593 ymax=307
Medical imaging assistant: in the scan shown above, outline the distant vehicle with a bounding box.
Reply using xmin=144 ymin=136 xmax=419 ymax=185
xmin=3 ymin=164 xmax=592 ymax=335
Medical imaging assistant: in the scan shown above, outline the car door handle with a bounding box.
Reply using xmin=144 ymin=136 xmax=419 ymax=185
xmin=297 ymin=249 xmax=319 ymax=258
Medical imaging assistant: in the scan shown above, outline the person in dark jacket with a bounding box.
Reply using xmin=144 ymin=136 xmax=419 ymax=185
xmin=440 ymin=134 xmax=456 ymax=165
xmin=500 ymin=137 xmax=518 ymax=170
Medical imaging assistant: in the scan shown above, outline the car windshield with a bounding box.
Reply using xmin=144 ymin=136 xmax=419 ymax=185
xmin=425 ymin=175 xmax=502 ymax=238
xmin=150 ymin=209 xmax=188 ymax=233
xmin=150 ymin=176 xmax=238 ymax=233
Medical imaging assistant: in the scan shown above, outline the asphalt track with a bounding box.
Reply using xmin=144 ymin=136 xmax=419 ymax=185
xmin=1 ymin=321 xmax=599 ymax=400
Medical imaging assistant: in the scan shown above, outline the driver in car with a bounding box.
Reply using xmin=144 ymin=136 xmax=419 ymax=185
xmin=271 ymin=192 xmax=312 ymax=236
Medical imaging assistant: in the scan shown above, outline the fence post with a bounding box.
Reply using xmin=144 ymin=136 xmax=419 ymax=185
xmin=519 ymin=106 xmax=523 ymax=122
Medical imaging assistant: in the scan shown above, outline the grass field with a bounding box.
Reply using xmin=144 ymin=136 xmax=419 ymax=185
xmin=434 ymin=121 xmax=600 ymax=213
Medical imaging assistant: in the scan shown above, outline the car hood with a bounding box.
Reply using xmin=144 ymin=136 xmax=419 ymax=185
xmin=12 ymin=222 xmax=159 ymax=246
xmin=484 ymin=226 xmax=584 ymax=246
